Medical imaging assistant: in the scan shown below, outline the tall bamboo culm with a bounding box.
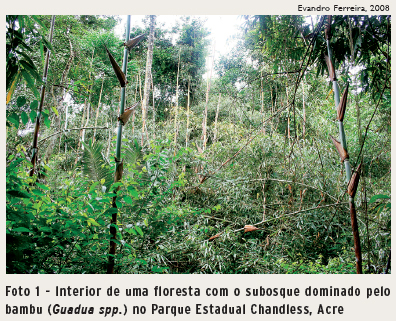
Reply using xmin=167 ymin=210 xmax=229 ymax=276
xmin=325 ymin=15 xmax=362 ymax=274
xmin=30 ymin=15 xmax=56 ymax=177
xmin=107 ymin=16 xmax=131 ymax=274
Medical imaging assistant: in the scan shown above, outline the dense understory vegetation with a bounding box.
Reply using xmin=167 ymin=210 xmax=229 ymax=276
xmin=6 ymin=15 xmax=391 ymax=274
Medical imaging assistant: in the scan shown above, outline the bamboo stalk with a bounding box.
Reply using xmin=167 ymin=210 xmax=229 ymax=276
xmin=30 ymin=15 xmax=56 ymax=177
xmin=107 ymin=15 xmax=131 ymax=274
xmin=326 ymin=15 xmax=362 ymax=274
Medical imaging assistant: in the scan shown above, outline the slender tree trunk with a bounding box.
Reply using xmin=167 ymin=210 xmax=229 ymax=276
xmin=81 ymin=49 xmax=95 ymax=149
xmin=46 ymin=27 xmax=75 ymax=163
xmin=213 ymin=93 xmax=221 ymax=143
xmin=302 ymin=78 xmax=306 ymax=142
xmin=141 ymin=15 xmax=156 ymax=146
xmin=93 ymin=76 xmax=105 ymax=143
xmin=151 ymin=74 xmax=156 ymax=140
xmin=173 ymin=47 xmax=181 ymax=155
xmin=30 ymin=15 xmax=55 ymax=177
xmin=202 ymin=41 xmax=215 ymax=150
xmin=260 ymin=70 xmax=265 ymax=134
xmin=185 ymin=78 xmax=191 ymax=148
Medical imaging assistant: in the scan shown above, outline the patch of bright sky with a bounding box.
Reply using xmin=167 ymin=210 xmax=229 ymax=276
xmin=115 ymin=15 xmax=242 ymax=76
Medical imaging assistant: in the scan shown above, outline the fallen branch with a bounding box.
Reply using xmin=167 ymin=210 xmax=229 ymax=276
xmin=38 ymin=126 xmax=109 ymax=145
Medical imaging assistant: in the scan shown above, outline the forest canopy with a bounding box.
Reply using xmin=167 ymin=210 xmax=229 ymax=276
xmin=6 ymin=15 xmax=391 ymax=274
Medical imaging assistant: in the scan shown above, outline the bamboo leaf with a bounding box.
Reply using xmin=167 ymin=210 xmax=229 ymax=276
xmin=6 ymin=70 xmax=20 ymax=104
xmin=21 ymin=69 xmax=39 ymax=98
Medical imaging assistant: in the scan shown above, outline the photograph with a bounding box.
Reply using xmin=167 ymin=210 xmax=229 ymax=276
xmin=6 ymin=14 xmax=391 ymax=276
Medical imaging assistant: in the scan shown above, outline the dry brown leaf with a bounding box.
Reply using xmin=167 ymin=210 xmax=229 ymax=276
xmin=123 ymin=34 xmax=145 ymax=51
xmin=348 ymin=164 xmax=362 ymax=198
xmin=325 ymin=15 xmax=332 ymax=40
xmin=104 ymin=44 xmax=127 ymax=87
xmin=325 ymin=55 xmax=336 ymax=81
xmin=209 ymin=233 xmax=221 ymax=242
xmin=330 ymin=135 xmax=349 ymax=162
xmin=337 ymin=82 xmax=349 ymax=122
xmin=118 ymin=102 xmax=140 ymax=125
xmin=244 ymin=225 xmax=259 ymax=233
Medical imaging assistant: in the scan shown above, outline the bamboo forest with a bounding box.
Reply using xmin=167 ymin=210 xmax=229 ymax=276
xmin=6 ymin=15 xmax=391 ymax=274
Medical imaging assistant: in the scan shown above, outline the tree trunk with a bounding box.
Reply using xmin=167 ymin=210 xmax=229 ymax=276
xmin=45 ymin=29 xmax=74 ymax=163
xmin=141 ymin=15 xmax=156 ymax=145
xmin=30 ymin=15 xmax=56 ymax=176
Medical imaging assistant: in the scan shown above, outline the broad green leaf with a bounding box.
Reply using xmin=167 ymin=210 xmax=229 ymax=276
xmin=89 ymin=181 xmax=99 ymax=193
xmin=36 ymin=182 xmax=50 ymax=190
xmin=12 ymin=227 xmax=31 ymax=233
xmin=51 ymin=105 xmax=59 ymax=116
xmin=135 ymin=225 xmax=143 ymax=236
xmin=87 ymin=218 xmax=100 ymax=226
xmin=7 ymin=190 xmax=30 ymax=198
xmin=123 ymin=196 xmax=133 ymax=205
xmin=103 ymin=208 xmax=118 ymax=216
xmin=21 ymin=111 xmax=28 ymax=125
xmin=30 ymin=100 xmax=38 ymax=110
xmin=110 ymin=182 xmax=123 ymax=192
xmin=17 ymin=96 xmax=26 ymax=107
xmin=369 ymin=194 xmax=390 ymax=203
xmin=8 ymin=113 xmax=19 ymax=128
xmin=44 ymin=116 xmax=51 ymax=128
